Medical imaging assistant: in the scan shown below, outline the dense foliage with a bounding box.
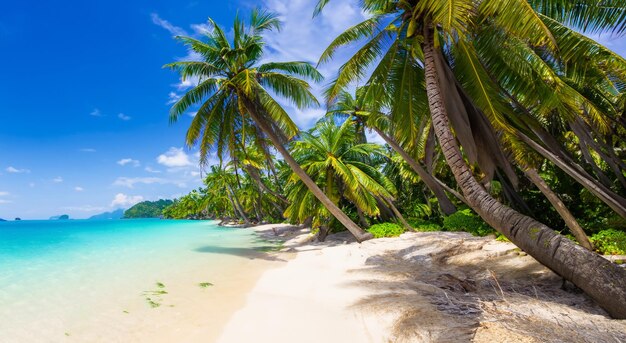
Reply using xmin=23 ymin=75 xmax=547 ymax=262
xmin=591 ymin=229 xmax=626 ymax=255
xmin=124 ymin=200 xmax=173 ymax=219
xmin=443 ymin=209 xmax=494 ymax=237
xmin=367 ymin=223 xmax=405 ymax=238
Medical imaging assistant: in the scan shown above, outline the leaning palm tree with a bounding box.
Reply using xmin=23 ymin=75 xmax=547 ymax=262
xmin=165 ymin=9 xmax=372 ymax=241
xmin=316 ymin=0 xmax=626 ymax=318
xmin=327 ymin=87 xmax=458 ymax=215
xmin=286 ymin=118 xmax=406 ymax=239
xmin=204 ymin=165 xmax=250 ymax=224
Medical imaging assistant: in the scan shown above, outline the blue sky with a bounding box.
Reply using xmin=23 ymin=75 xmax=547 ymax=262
xmin=0 ymin=0 xmax=369 ymax=219
xmin=0 ymin=1 xmax=625 ymax=219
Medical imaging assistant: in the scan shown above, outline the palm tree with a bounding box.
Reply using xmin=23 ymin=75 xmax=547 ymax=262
xmin=203 ymin=165 xmax=250 ymax=224
xmin=327 ymin=87 xmax=458 ymax=215
xmin=166 ymin=9 xmax=372 ymax=241
xmin=286 ymin=118 xmax=407 ymax=239
xmin=316 ymin=0 xmax=626 ymax=318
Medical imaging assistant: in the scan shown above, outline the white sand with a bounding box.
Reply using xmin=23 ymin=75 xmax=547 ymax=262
xmin=217 ymin=225 xmax=626 ymax=343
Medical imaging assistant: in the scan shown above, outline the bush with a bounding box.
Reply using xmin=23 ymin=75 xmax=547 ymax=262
xmin=590 ymin=229 xmax=626 ymax=255
xmin=408 ymin=218 xmax=442 ymax=232
xmin=367 ymin=223 xmax=405 ymax=238
xmin=443 ymin=209 xmax=494 ymax=237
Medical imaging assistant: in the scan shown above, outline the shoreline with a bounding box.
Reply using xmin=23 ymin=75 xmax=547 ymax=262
xmin=0 ymin=220 xmax=288 ymax=343
xmin=216 ymin=224 xmax=626 ymax=342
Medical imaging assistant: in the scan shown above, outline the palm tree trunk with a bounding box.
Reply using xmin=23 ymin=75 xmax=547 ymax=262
xmin=517 ymin=131 xmax=626 ymax=218
xmin=226 ymin=184 xmax=250 ymax=224
xmin=241 ymin=97 xmax=373 ymax=242
xmin=384 ymin=197 xmax=412 ymax=232
xmin=434 ymin=176 xmax=469 ymax=206
xmin=571 ymin=118 xmax=626 ymax=189
xmin=356 ymin=207 xmax=370 ymax=229
xmin=525 ymin=168 xmax=593 ymax=250
xmin=318 ymin=224 xmax=331 ymax=242
xmin=504 ymin=92 xmax=626 ymax=218
xmin=372 ymin=126 xmax=457 ymax=215
xmin=423 ymin=28 xmax=626 ymax=319
xmin=244 ymin=165 xmax=289 ymax=205
xmin=225 ymin=191 xmax=240 ymax=221
xmin=244 ymin=165 xmax=287 ymax=217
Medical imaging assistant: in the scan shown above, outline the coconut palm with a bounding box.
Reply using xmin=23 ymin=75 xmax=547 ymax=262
xmin=203 ymin=165 xmax=250 ymax=224
xmin=327 ymin=87 xmax=458 ymax=215
xmin=166 ymin=9 xmax=372 ymax=241
xmin=316 ymin=0 xmax=626 ymax=317
xmin=285 ymin=118 xmax=406 ymax=239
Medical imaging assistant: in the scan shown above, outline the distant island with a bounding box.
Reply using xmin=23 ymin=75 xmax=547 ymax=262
xmin=0 ymin=218 xmax=6 ymax=222
xmin=123 ymin=200 xmax=173 ymax=219
xmin=88 ymin=209 xmax=125 ymax=220
xmin=14 ymin=218 xmax=21 ymax=221
xmin=49 ymin=215 xmax=70 ymax=220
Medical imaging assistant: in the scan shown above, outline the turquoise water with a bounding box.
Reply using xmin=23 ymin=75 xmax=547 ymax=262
xmin=0 ymin=219 xmax=271 ymax=342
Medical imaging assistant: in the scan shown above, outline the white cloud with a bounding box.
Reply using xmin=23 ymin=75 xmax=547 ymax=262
xmin=80 ymin=148 xmax=97 ymax=153
xmin=113 ymin=177 xmax=167 ymax=188
xmin=74 ymin=186 xmax=84 ymax=192
xmin=253 ymin=0 xmax=366 ymax=128
xmin=191 ymin=23 xmax=212 ymax=35
xmin=174 ymin=74 xmax=202 ymax=90
xmin=117 ymin=158 xmax=140 ymax=167
xmin=151 ymin=13 xmax=187 ymax=36
xmin=167 ymin=91 xmax=181 ymax=105
xmin=145 ymin=166 xmax=162 ymax=173
xmin=157 ymin=147 xmax=194 ymax=167
xmin=290 ymin=107 xmax=325 ymax=128
xmin=365 ymin=129 xmax=386 ymax=145
xmin=118 ymin=113 xmax=131 ymax=121
xmin=111 ymin=193 xmax=144 ymax=207
xmin=261 ymin=0 xmax=365 ymax=63
xmin=6 ymin=166 xmax=30 ymax=174
xmin=53 ymin=177 xmax=63 ymax=183
xmin=90 ymin=108 xmax=102 ymax=117
xmin=0 ymin=191 xmax=10 ymax=204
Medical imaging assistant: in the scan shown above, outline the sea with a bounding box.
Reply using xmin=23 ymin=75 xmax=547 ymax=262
xmin=0 ymin=219 xmax=273 ymax=342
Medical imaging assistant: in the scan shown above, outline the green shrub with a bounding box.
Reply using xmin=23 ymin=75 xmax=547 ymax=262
xmin=443 ymin=209 xmax=494 ymax=237
xmin=408 ymin=218 xmax=442 ymax=232
xmin=367 ymin=223 xmax=405 ymax=238
xmin=590 ymin=229 xmax=626 ymax=255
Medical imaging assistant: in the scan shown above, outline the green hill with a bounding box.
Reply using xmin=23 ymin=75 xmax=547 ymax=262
xmin=123 ymin=200 xmax=173 ymax=219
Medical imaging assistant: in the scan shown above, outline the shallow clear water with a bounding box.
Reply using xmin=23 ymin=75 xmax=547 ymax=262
xmin=0 ymin=219 xmax=271 ymax=342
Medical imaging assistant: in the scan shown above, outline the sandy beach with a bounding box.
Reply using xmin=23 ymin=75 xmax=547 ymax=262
xmin=217 ymin=224 xmax=626 ymax=343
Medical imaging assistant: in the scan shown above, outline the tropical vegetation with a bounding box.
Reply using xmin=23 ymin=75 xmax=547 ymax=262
xmin=124 ymin=200 xmax=174 ymax=219
xmin=161 ymin=3 xmax=626 ymax=318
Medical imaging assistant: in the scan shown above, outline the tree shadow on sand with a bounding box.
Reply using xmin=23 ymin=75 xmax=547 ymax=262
xmin=194 ymin=245 xmax=288 ymax=262
xmin=341 ymin=233 xmax=626 ymax=343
